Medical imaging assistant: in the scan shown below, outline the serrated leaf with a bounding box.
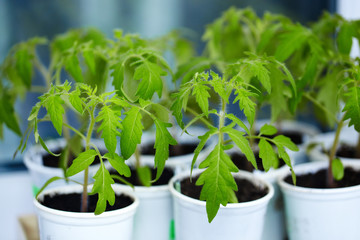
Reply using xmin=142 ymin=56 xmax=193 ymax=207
xmin=134 ymin=60 xmax=166 ymax=99
xmin=192 ymin=82 xmax=210 ymax=116
xmin=245 ymin=60 xmax=271 ymax=93
xmin=233 ymin=88 xmax=256 ymax=126
xmin=225 ymin=113 xmax=250 ymax=135
xmin=150 ymin=103 xmax=170 ymax=122
xmin=275 ymin=24 xmax=310 ymax=61
xmin=104 ymin=153 xmax=131 ymax=177
xmin=69 ymin=89 xmax=84 ymax=114
xmin=259 ymin=124 xmax=277 ymax=136
xmin=65 ymin=54 xmax=83 ymax=82
xmin=120 ymin=107 xmax=143 ymax=159
xmin=224 ymin=127 xmax=257 ymax=169
xmin=277 ymin=146 xmax=292 ymax=167
xmin=66 ymin=149 xmax=97 ymax=177
xmin=273 ymin=135 xmax=299 ymax=152
xmin=196 ymin=143 xmax=239 ymax=223
xmin=191 ymin=128 xmax=217 ymax=172
xmin=96 ymin=105 xmax=122 ymax=154
xmin=259 ymin=138 xmax=278 ymax=171
xmin=332 ymin=158 xmax=344 ymax=181
xmin=28 ymin=102 xmax=41 ymax=121
xmin=153 ymin=120 xmax=177 ymax=181
xmin=90 ymin=162 xmax=115 ymax=215
xmin=15 ymin=48 xmax=33 ymax=88
xmin=45 ymin=94 xmax=65 ymax=135
xmin=343 ymin=87 xmax=360 ymax=132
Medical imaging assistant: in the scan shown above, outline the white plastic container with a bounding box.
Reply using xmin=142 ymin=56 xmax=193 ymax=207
xmin=34 ymin=184 xmax=139 ymax=240
xmin=308 ymin=129 xmax=359 ymax=163
xmin=169 ymin=169 xmax=274 ymax=240
xmin=116 ymin=182 xmax=173 ymax=240
xmin=24 ymin=138 xmax=106 ymax=192
xmin=278 ymin=160 xmax=360 ymax=240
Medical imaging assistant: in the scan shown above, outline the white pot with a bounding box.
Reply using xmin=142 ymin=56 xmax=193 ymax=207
xmin=116 ymin=181 xmax=173 ymax=240
xmin=169 ymin=169 xmax=274 ymax=240
xmin=255 ymin=119 xmax=320 ymax=165
xmin=24 ymin=138 xmax=107 ymax=192
xmin=34 ymin=184 xmax=139 ymax=240
xmin=140 ymin=126 xmax=211 ymax=173
xmin=278 ymin=160 xmax=360 ymax=240
xmin=308 ymin=129 xmax=359 ymax=162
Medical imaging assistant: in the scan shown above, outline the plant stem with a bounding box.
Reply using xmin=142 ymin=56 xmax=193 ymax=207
xmin=81 ymin=107 xmax=96 ymax=212
xmin=186 ymin=107 xmax=213 ymax=128
xmin=327 ymin=116 xmax=345 ymax=188
xmin=303 ymin=93 xmax=340 ymax=124
xmin=218 ymin=98 xmax=226 ymax=145
xmin=135 ymin=146 xmax=141 ymax=168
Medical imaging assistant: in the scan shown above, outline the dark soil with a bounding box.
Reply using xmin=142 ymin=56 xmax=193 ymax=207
xmin=42 ymin=148 xmax=104 ymax=168
xmin=111 ymin=166 xmax=174 ymax=186
xmin=40 ymin=192 xmax=133 ymax=212
xmin=284 ymin=167 xmax=360 ymax=188
xmin=255 ymin=130 xmax=303 ymax=145
xmin=336 ymin=143 xmax=360 ymax=159
xmin=230 ymin=150 xmax=284 ymax=172
xmin=179 ymin=175 xmax=268 ymax=202
xmin=141 ymin=143 xmax=198 ymax=157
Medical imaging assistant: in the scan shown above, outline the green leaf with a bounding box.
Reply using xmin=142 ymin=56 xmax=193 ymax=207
xmin=35 ymin=176 xmax=64 ymax=199
xmin=343 ymin=87 xmax=360 ymax=132
xmin=192 ymin=82 xmax=210 ymax=116
xmin=0 ymin=93 xmax=21 ymax=136
xmin=66 ymin=149 xmax=97 ymax=177
xmin=268 ymin=66 xmax=289 ymax=122
xmin=83 ymin=50 xmax=96 ymax=74
xmin=134 ymin=60 xmax=167 ymax=99
xmin=153 ymin=120 xmax=177 ymax=181
xmin=337 ymin=21 xmax=355 ymax=55
xmin=272 ymin=135 xmax=299 ymax=152
xmin=226 ymin=113 xmax=250 ymax=135
xmin=277 ymin=146 xmax=292 ymax=167
xmin=65 ymin=54 xmax=83 ymax=83
xmin=96 ymin=105 xmax=122 ymax=154
xmin=258 ymin=139 xmax=278 ymax=171
xmin=224 ymin=127 xmax=257 ymax=169
xmin=191 ymin=127 xmax=217 ymax=171
xmin=15 ymin=48 xmax=33 ymax=88
xmin=104 ymin=153 xmax=131 ymax=177
xmin=332 ymin=158 xmax=344 ymax=181
xmin=38 ymin=136 xmax=61 ymax=157
xmin=233 ymin=88 xmax=256 ymax=126
xmin=244 ymin=60 xmax=271 ymax=93
xmin=149 ymin=103 xmax=170 ymax=123
xmin=44 ymin=94 xmax=65 ymax=135
xmin=197 ymin=143 xmax=239 ymax=223
xmin=69 ymin=89 xmax=84 ymax=114
xmin=90 ymin=162 xmax=115 ymax=215
xmin=275 ymin=24 xmax=310 ymax=61
xmin=259 ymin=124 xmax=277 ymax=136
xmin=28 ymin=102 xmax=41 ymax=121
xmin=120 ymin=107 xmax=143 ymax=159
xmin=137 ymin=166 xmax=152 ymax=187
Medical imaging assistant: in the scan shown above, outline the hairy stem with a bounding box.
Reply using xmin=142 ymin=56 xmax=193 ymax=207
xmin=328 ymin=116 xmax=345 ymax=188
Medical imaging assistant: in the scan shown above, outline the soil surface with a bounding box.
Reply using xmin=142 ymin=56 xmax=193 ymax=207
xmin=141 ymin=143 xmax=198 ymax=157
xmin=42 ymin=148 xmax=104 ymax=168
xmin=40 ymin=192 xmax=133 ymax=212
xmin=284 ymin=167 xmax=360 ymax=188
xmin=111 ymin=166 xmax=174 ymax=186
xmin=179 ymin=175 xmax=268 ymax=202
xmin=336 ymin=143 xmax=360 ymax=159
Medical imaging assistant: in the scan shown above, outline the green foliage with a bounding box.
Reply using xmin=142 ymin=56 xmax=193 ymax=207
xmin=18 ymin=80 xmax=175 ymax=215
xmin=332 ymin=158 xmax=344 ymax=181
xmin=173 ymin=70 xmax=298 ymax=222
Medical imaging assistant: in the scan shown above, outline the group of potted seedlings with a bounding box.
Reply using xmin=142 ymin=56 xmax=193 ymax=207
xmin=1 ymin=7 xmax=360 ymax=240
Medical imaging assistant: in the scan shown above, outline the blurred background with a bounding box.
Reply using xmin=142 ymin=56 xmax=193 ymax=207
xmin=1 ymin=0 xmax=356 ymax=238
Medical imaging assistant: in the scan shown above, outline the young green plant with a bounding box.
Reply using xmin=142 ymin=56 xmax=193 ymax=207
xmin=18 ymin=81 xmax=176 ymax=214
xmin=172 ymin=70 xmax=298 ymax=222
